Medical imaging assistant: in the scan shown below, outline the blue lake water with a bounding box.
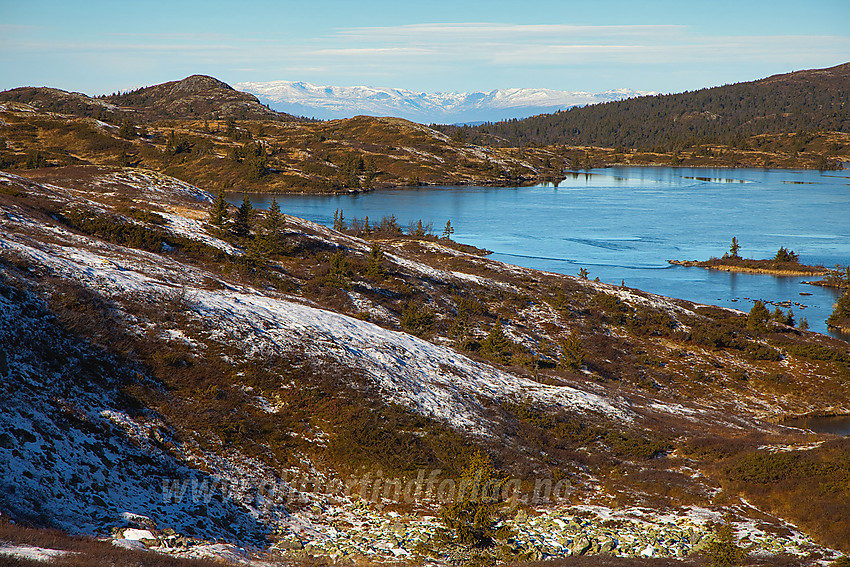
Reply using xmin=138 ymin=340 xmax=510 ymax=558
xmin=229 ymin=167 xmax=850 ymax=338
xmin=784 ymin=415 xmax=850 ymax=436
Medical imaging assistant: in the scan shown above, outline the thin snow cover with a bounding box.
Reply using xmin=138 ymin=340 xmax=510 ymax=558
xmin=0 ymin=284 xmax=280 ymax=545
xmin=112 ymin=539 xmax=147 ymax=551
xmin=385 ymin=251 xmax=517 ymax=291
xmin=3 ymin=230 xmax=629 ymax=433
xmin=1 ymin=229 xmax=219 ymax=296
xmin=184 ymin=543 xmax=252 ymax=563
xmin=105 ymin=170 xmax=213 ymax=204
xmin=158 ymin=211 xmax=242 ymax=255
xmin=757 ymin=441 xmax=826 ymax=453
xmin=0 ymin=543 xmax=74 ymax=562
xmin=602 ymin=284 xmax=697 ymax=318
xmin=191 ymin=287 xmax=632 ymax=432
xmin=648 ymin=401 xmax=704 ymax=417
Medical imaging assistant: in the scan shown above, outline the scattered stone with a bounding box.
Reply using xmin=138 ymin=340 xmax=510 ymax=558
xmin=572 ymin=535 xmax=591 ymax=555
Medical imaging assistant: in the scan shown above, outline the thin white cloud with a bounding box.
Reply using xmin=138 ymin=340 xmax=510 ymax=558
xmin=337 ymin=23 xmax=686 ymax=38
xmin=313 ymin=47 xmax=435 ymax=56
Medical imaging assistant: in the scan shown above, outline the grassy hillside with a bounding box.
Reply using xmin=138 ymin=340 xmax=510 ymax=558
xmin=0 ymin=100 xmax=558 ymax=191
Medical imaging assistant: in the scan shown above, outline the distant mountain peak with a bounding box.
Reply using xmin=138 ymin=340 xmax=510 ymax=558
xmin=235 ymin=80 xmax=655 ymax=123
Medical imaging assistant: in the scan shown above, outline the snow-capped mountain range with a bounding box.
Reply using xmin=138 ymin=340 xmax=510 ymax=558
xmin=235 ymin=80 xmax=655 ymax=123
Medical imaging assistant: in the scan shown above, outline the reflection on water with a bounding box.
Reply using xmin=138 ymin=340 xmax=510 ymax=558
xmin=784 ymin=415 xmax=850 ymax=436
xmin=228 ymin=166 xmax=850 ymax=337
xmin=683 ymin=176 xmax=750 ymax=183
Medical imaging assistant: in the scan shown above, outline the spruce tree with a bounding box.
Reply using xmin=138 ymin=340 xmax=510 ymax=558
xmin=365 ymin=244 xmax=386 ymax=279
xmin=442 ymin=220 xmax=455 ymax=240
xmin=728 ymin=237 xmax=741 ymax=259
xmin=118 ymin=119 xmax=136 ymax=139
xmin=261 ymin=197 xmax=285 ymax=254
xmin=232 ymin=196 xmax=253 ymax=237
xmin=703 ymin=516 xmax=747 ymax=567
xmin=827 ymin=289 xmax=850 ymax=329
xmin=209 ymin=190 xmax=229 ymax=228
xmin=438 ymin=451 xmax=508 ymax=548
xmin=480 ymin=320 xmax=512 ymax=364
xmin=333 ymin=208 xmax=346 ymax=231
xmin=747 ymin=300 xmax=770 ymax=332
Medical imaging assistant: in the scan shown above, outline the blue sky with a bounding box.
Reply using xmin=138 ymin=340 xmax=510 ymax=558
xmin=2 ymin=0 xmax=848 ymax=96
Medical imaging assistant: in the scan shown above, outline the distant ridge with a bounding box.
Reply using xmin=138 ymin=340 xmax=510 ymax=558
xmin=446 ymin=62 xmax=850 ymax=149
xmin=235 ymin=80 xmax=654 ymax=123
xmin=0 ymin=75 xmax=301 ymax=123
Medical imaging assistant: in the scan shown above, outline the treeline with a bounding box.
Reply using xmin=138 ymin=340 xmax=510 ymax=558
xmin=438 ymin=63 xmax=850 ymax=151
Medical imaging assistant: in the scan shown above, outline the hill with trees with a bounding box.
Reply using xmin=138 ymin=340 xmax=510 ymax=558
xmin=441 ymin=62 xmax=850 ymax=152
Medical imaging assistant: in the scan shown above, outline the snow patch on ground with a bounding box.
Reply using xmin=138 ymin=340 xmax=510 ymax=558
xmin=0 ymin=542 xmax=75 ymax=562
xmin=104 ymin=170 xmax=213 ymax=204
xmin=158 ymin=212 xmax=242 ymax=255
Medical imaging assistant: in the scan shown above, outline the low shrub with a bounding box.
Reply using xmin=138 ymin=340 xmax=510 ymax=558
xmin=400 ymin=302 xmax=435 ymax=337
xmin=782 ymin=343 xmax=849 ymax=363
xmin=479 ymin=321 xmax=514 ymax=365
xmin=744 ymin=342 xmax=782 ymax=361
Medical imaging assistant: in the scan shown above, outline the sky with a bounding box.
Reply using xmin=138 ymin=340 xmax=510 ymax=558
xmin=1 ymin=0 xmax=848 ymax=96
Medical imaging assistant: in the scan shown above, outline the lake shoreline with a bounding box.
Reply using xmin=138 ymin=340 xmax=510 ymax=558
xmin=231 ymin=166 xmax=849 ymax=337
xmin=227 ymin=162 xmax=847 ymax=195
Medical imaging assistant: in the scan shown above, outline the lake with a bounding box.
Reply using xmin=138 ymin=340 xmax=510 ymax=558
xmin=784 ymin=415 xmax=850 ymax=436
xmin=229 ymin=167 xmax=850 ymax=338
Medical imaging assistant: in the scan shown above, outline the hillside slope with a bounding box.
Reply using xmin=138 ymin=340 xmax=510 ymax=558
xmin=0 ymin=75 xmax=299 ymax=124
xmin=450 ymin=62 xmax=850 ymax=150
xmin=1 ymin=165 xmax=849 ymax=564
xmin=0 ymin=98 xmax=555 ymax=191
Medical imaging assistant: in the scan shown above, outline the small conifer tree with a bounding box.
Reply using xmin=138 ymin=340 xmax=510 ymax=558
xmin=438 ymin=451 xmax=509 ymax=549
xmin=480 ymin=320 xmax=513 ymax=364
xmin=333 ymin=208 xmax=346 ymax=231
xmin=209 ymin=190 xmax=230 ymax=228
xmin=365 ymin=244 xmax=386 ymax=279
xmin=728 ymin=237 xmax=741 ymax=259
xmin=232 ymin=196 xmax=253 ymax=237
xmin=261 ymin=197 xmax=286 ymax=254
xmin=827 ymin=289 xmax=850 ymax=329
xmin=774 ymin=246 xmax=799 ymax=263
xmin=703 ymin=516 xmax=747 ymax=567
xmin=747 ymin=300 xmax=770 ymax=332
xmin=324 ymin=251 xmax=351 ymax=288
xmin=400 ymin=303 xmax=435 ymax=337
xmin=442 ymin=220 xmax=455 ymax=240
xmin=118 ymin=119 xmax=136 ymax=139
xmin=559 ymin=332 xmax=585 ymax=370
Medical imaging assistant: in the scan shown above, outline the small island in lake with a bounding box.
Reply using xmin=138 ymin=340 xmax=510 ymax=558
xmin=669 ymin=238 xmax=829 ymax=276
